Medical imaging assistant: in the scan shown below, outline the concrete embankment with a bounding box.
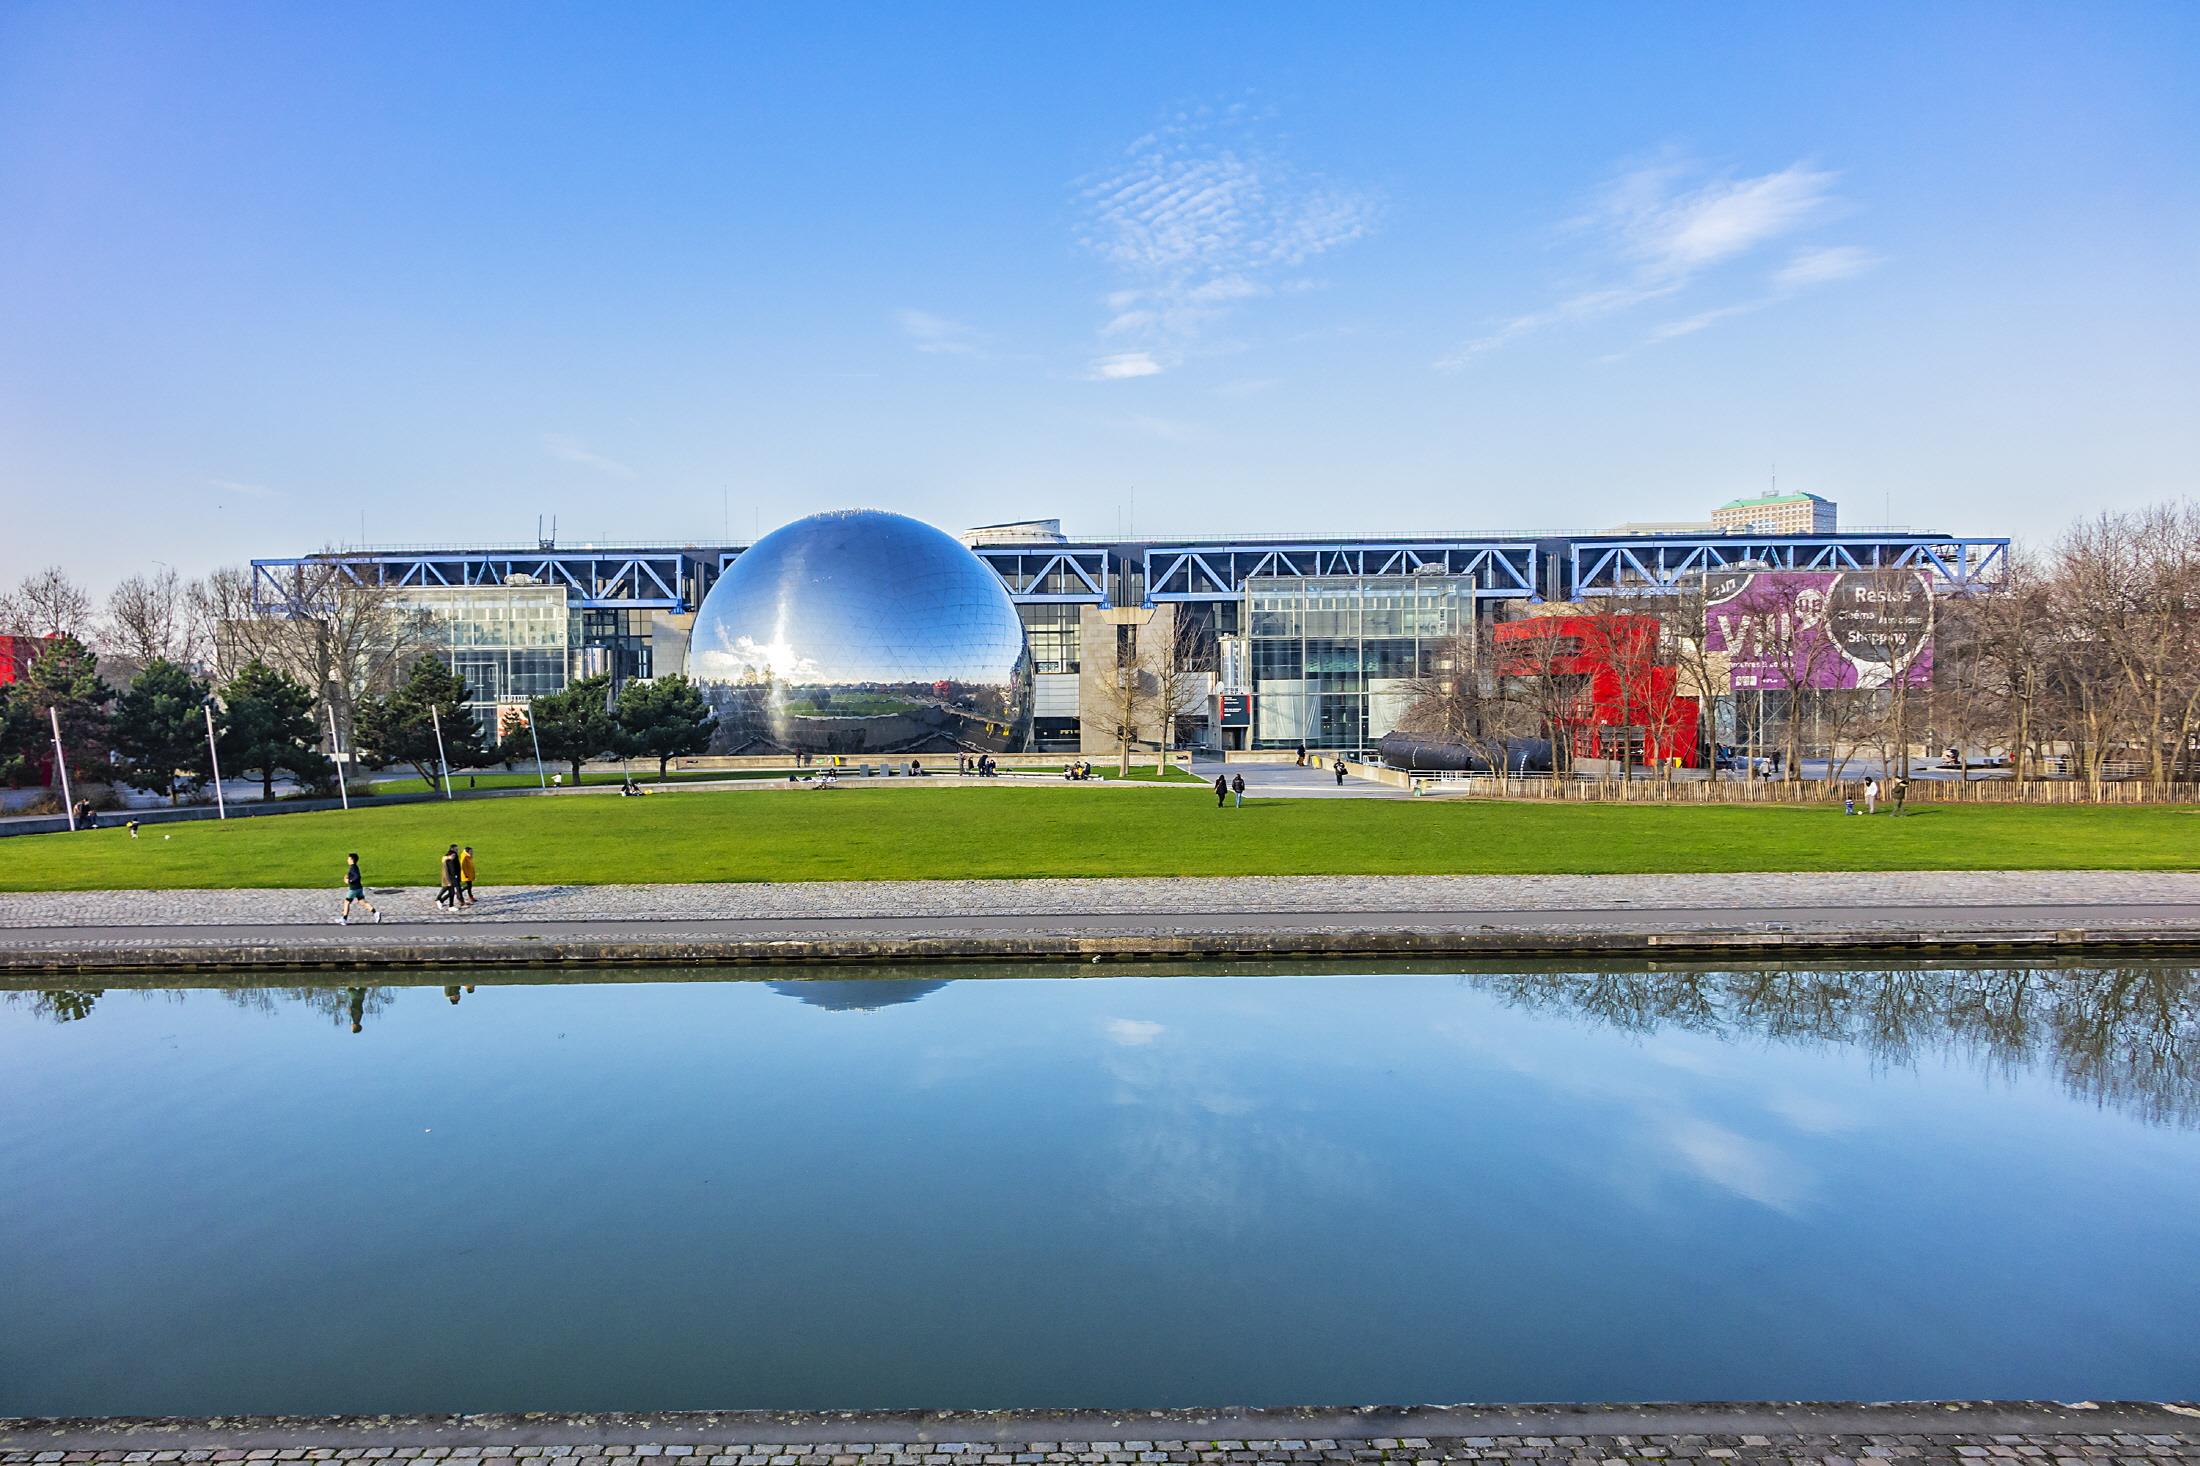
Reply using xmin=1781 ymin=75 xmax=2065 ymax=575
xmin=7 ymin=872 xmax=2200 ymax=974
xmin=2 ymin=1402 xmax=2196 ymax=1461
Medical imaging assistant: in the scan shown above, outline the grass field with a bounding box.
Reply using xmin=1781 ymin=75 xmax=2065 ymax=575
xmin=1 ymin=782 xmax=2193 ymax=891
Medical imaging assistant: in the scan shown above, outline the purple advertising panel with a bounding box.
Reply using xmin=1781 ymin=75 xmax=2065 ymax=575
xmin=1703 ymin=570 xmax=1934 ymax=691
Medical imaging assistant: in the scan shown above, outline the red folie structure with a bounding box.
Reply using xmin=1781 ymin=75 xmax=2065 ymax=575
xmin=1493 ymin=614 xmax=1701 ymax=768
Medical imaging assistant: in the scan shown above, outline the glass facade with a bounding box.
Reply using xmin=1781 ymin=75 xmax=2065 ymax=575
xmin=1245 ymin=575 xmax=1473 ymax=750
xmin=393 ymin=585 xmax=572 ymax=720
xmin=571 ymin=608 xmax=656 ymax=683
xmin=1019 ymin=603 xmax=1081 ymax=674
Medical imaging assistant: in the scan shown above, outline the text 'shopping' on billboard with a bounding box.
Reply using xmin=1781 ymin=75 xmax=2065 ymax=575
xmin=1702 ymin=570 xmax=1934 ymax=691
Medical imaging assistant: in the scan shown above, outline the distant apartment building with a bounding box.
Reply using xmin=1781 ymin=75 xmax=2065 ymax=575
xmin=1712 ymin=492 xmax=1837 ymax=535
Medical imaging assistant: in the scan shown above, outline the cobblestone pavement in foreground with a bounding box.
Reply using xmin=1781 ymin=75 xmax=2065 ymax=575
xmin=7 ymin=1430 xmax=2199 ymax=1466
xmin=7 ymin=870 xmax=2200 ymax=930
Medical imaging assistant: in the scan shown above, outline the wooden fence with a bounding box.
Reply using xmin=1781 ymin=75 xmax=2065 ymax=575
xmin=1406 ymin=772 xmax=2200 ymax=805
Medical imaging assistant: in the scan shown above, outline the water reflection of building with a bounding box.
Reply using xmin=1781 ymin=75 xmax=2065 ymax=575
xmin=766 ymin=979 xmax=949 ymax=1011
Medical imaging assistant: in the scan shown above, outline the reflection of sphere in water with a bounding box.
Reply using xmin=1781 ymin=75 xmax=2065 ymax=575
xmin=767 ymin=979 xmax=949 ymax=1011
xmin=687 ymin=510 xmax=1033 ymax=756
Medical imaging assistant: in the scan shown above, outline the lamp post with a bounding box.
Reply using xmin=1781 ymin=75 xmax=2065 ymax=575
xmin=526 ymin=700 xmax=547 ymax=790
xmin=429 ymin=705 xmax=454 ymax=801
xmin=326 ymin=704 xmax=350 ymax=812
xmin=49 ymin=707 xmax=76 ymax=831
xmin=202 ymin=698 xmax=227 ymax=820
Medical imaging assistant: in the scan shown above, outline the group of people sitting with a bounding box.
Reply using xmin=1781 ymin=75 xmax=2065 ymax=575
xmin=958 ymin=753 xmax=999 ymax=776
xmin=1061 ymin=760 xmax=1097 ymax=781
xmin=617 ymin=778 xmax=652 ymax=796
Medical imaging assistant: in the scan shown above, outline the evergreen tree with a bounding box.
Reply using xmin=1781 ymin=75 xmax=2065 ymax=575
xmin=617 ymin=675 xmax=717 ymax=777
xmin=355 ymin=655 xmax=482 ymax=791
xmin=0 ymin=683 xmax=37 ymax=787
xmin=530 ymin=673 xmax=621 ymax=783
xmin=111 ymin=659 xmax=214 ymax=802
xmin=17 ymin=635 xmax=112 ymax=786
xmin=217 ymin=660 xmax=332 ymax=800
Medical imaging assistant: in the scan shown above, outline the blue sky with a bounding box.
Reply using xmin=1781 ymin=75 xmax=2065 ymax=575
xmin=1 ymin=2 xmax=2195 ymax=586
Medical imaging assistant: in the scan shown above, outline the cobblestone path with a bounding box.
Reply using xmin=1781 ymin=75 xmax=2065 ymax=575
xmin=9 ymin=870 xmax=2200 ymax=929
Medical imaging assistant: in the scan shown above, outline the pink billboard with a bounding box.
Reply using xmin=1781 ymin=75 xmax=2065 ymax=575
xmin=1703 ymin=570 xmax=1934 ymax=691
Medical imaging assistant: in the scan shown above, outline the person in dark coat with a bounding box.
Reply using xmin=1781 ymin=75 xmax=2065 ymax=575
xmin=1334 ymin=757 xmax=1348 ymax=786
xmin=1230 ymin=773 xmax=1246 ymax=808
xmin=436 ymin=844 xmax=462 ymax=909
xmin=1213 ymin=773 xmax=1228 ymax=808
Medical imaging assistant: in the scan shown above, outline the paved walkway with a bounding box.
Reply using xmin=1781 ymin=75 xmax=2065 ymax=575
xmin=2 ymin=1404 xmax=2195 ymax=1465
xmin=6 ymin=872 xmax=2200 ymax=971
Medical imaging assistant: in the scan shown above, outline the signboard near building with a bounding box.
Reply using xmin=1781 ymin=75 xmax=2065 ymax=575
xmin=1217 ymin=691 xmax=1252 ymax=728
xmin=1703 ymin=570 xmax=1933 ymax=690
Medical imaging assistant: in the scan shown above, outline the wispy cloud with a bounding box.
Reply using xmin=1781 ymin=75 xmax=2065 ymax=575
xmin=1440 ymin=156 xmax=1871 ymax=366
xmin=1088 ymin=351 xmax=1164 ymax=381
xmin=1076 ymin=101 xmax=1379 ymax=379
xmin=1106 ymin=1018 xmax=1166 ymax=1046
xmin=895 ymin=308 xmax=986 ymax=357
xmin=543 ymin=433 xmax=636 ymax=480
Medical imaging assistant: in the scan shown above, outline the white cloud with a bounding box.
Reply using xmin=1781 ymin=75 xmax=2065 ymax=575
xmin=1077 ymin=103 xmax=1379 ymax=377
xmin=543 ymin=434 xmax=636 ymax=480
xmin=895 ymin=308 xmax=985 ymax=356
xmin=1775 ymin=244 xmax=1883 ymax=289
xmin=1089 ymin=351 xmax=1164 ymax=380
xmin=1663 ymin=1117 xmax=1812 ymax=1213
xmin=1106 ymin=1018 xmax=1166 ymax=1046
xmin=1441 ymin=156 xmax=1864 ymax=366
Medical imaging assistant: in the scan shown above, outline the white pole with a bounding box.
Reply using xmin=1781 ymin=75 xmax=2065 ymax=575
xmin=527 ymin=700 xmax=547 ymax=790
xmin=203 ymin=702 xmax=227 ymax=820
xmin=49 ymin=706 xmax=76 ymax=831
xmin=430 ymin=704 xmax=454 ymax=800
xmin=327 ymin=704 xmax=350 ymax=812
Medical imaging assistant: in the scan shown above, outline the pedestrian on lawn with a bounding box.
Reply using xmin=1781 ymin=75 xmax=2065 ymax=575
xmin=1231 ymin=772 xmax=1246 ymax=808
xmin=1892 ymin=776 xmax=1908 ymax=816
xmin=459 ymin=845 xmax=478 ymax=904
xmin=340 ymin=852 xmax=382 ymax=924
xmin=1863 ymin=777 xmax=1879 ymax=815
xmin=1213 ymin=773 xmax=1228 ymax=809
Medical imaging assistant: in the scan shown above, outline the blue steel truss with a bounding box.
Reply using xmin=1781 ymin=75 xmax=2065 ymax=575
xmin=252 ymin=548 xmax=718 ymax=613
xmin=1141 ymin=542 xmax=1540 ymax=602
xmin=1568 ymin=534 xmax=2009 ymax=596
xmin=967 ymin=546 xmax=1112 ymax=603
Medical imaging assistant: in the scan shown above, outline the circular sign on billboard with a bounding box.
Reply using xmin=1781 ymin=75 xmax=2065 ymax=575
xmin=1827 ymin=572 xmax=1933 ymax=686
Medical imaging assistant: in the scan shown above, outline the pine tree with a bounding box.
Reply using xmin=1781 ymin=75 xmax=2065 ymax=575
xmin=16 ymin=635 xmax=113 ymax=786
xmin=531 ymin=673 xmax=621 ymax=783
xmin=355 ymin=655 xmax=482 ymax=791
xmin=217 ymin=660 xmax=332 ymax=800
xmin=617 ymin=675 xmax=717 ymax=776
xmin=111 ymin=659 xmax=214 ymax=802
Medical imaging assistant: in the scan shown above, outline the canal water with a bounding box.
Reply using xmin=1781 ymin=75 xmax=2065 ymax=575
xmin=3 ymin=962 xmax=2196 ymax=1417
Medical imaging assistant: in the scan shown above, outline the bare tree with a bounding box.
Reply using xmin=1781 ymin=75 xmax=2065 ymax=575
xmin=1145 ymin=608 xmax=1208 ymax=774
xmin=1714 ymin=575 xmax=1847 ymax=779
xmin=0 ymin=567 xmax=95 ymax=639
xmin=192 ymin=558 xmax=433 ymax=749
xmin=1394 ymin=624 xmax=1529 ymax=777
xmin=1494 ymin=618 xmax=1587 ymax=773
xmin=102 ymin=568 xmax=201 ymax=672
xmin=1095 ymin=617 xmax=1159 ymax=778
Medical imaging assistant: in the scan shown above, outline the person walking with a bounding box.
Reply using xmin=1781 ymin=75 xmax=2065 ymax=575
xmin=436 ymin=844 xmax=462 ymax=910
xmin=458 ymin=845 xmax=478 ymax=905
xmin=339 ymin=853 xmax=382 ymax=924
xmin=1334 ymin=757 xmax=1347 ymax=787
xmin=1213 ymin=773 xmax=1228 ymax=809
xmin=1295 ymin=741 xmax=1307 ymax=768
xmin=1892 ymin=776 xmax=1909 ymax=816
xmin=1863 ymin=777 xmax=1879 ymax=815
xmin=1231 ymin=772 xmax=1246 ymax=808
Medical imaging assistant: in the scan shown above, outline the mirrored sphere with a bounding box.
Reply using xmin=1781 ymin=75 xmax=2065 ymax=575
xmin=688 ymin=509 xmax=1033 ymax=756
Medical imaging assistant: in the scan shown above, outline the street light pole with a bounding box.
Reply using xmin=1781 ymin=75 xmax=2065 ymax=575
xmin=49 ymin=706 xmax=75 ymax=831
xmin=202 ymin=700 xmax=227 ymax=820
xmin=429 ymin=704 xmax=454 ymax=801
xmin=526 ymin=699 xmax=547 ymax=790
xmin=327 ymin=704 xmax=350 ymax=812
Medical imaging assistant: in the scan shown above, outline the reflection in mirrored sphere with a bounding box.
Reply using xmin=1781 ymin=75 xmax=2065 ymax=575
xmin=688 ymin=509 xmax=1033 ymax=756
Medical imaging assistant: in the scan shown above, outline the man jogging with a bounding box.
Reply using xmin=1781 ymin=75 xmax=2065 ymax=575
xmin=340 ymin=853 xmax=382 ymax=924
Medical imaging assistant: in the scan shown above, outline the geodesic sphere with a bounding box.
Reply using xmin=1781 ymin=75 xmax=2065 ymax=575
xmin=687 ymin=509 xmax=1033 ymax=756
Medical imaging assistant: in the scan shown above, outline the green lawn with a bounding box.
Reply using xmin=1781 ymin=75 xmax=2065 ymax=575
xmin=2 ymin=784 xmax=2193 ymax=890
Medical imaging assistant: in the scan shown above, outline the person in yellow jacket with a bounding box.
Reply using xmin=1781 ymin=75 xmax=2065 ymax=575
xmin=458 ymin=845 xmax=478 ymax=906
